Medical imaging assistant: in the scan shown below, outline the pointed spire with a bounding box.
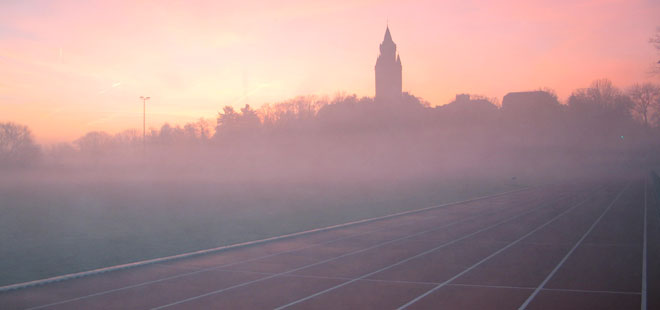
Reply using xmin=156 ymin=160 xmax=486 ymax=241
xmin=383 ymin=25 xmax=393 ymax=43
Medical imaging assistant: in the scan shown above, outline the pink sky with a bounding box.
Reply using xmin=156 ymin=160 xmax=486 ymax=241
xmin=1 ymin=0 xmax=659 ymax=143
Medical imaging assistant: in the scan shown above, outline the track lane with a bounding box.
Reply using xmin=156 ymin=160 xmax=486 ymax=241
xmin=267 ymin=187 xmax=598 ymax=310
xmin=1 ymin=184 xmax=558 ymax=310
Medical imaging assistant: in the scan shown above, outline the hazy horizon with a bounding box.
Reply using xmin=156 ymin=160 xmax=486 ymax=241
xmin=2 ymin=2 xmax=660 ymax=308
xmin=1 ymin=0 xmax=659 ymax=144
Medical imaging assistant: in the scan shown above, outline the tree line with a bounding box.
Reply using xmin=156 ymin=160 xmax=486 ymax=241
xmin=2 ymin=78 xmax=660 ymax=175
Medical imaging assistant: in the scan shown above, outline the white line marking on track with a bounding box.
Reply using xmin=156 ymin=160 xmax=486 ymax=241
xmin=206 ymin=267 xmax=643 ymax=297
xmin=23 ymin=187 xmax=538 ymax=310
xmin=642 ymin=179 xmax=648 ymax=310
xmin=154 ymin=190 xmax=573 ymax=310
xmin=273 ymin=190 xmax=592 ymax=310
xmin=395 ymin=186 xmax=609 ymax=310
xmin=542 ymin=287 xmax=642 ymax=296
xmin=5 ymin=186 xmax=534 ymax=295
xmin=222 ymin=271 xmax=442 ymax=286
xmin=24 ymin=213 xmax=459 ymax=310
xmin=207 ymin=270 xmax=642 ymax=297
xmin=448 ymin=283 xmax=641 ymax=295
xmin=516 ymin=183 xmax=630 ymax=310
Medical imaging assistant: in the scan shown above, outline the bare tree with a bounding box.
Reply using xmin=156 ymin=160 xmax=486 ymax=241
xmin=569 ymin=79 xmax=631 ymax=114
xmin=652 ymin=27 xmax=660 ymax=75
xmin=75 ymin=131 xmax=114 ymax=156
xmin=567 ymin=79 xmax=635 ymax=141
xmin=0 ymin=122 xmax=40 ymax=168
xmin=191 ymin=118 xmax=213 ymax=140
xmin=259 ymin=95 xmax=328 ymax=127
xmin=627 ymin=83 xmax=660 ymax=127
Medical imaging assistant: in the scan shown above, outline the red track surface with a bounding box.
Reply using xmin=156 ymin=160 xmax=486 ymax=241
xmin=2 ymin=176 xmax=658 ymax=310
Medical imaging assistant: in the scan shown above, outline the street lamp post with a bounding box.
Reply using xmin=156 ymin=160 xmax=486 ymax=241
xmin=139 ymin=96 xmax=150 ymax=148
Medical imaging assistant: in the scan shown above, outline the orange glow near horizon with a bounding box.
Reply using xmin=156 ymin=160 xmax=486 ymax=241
xmin=1 ymin=0 xmax=659 ymax=144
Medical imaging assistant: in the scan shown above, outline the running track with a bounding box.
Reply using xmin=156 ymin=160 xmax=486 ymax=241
xmin=2 ymin=175 xmax=658 ymax=309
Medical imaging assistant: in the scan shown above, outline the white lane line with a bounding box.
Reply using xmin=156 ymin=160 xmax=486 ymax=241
xmin=204 ymin=270 xmax=642 ymax=298
xmin=396 ymin=186 xmax=609 ymax=310
xmin=211 ymin=268 xmax=639 ymax=296
xmin=4 ymin=186 xmax=535 ymax=295
xmin=212 ymin=269 xmax=442 ymax=286
xmin=516 ymin=183 xmax=630 ymax=310
xmin=543 ymin=287 xmax=641 ymax=296
xmin=27 ymin=189 xmax=545 ymax=310
xmin=446 ymin=283 xmax=534 ymax=290
xmin=153 ymin=190 xmax=571 ymax=310
xmin=23 ymin=188 xmax=538 ymax=310
xmin=520 ymin=241 xmax=637 ymax=248
xmin=274 ymin=190 xmax=590 ymax=310
xmin=579 ymin=243 xmax=639 ymax=248
xmin=24 ymin=209 xmax=475 ymax=310
xmin=447 ymin=283 xmax=641 ymax=295
xmin=642 ymin=178 xmax=648 ymax=310
xmin=25 ymin=231 xmax=397 ymax=310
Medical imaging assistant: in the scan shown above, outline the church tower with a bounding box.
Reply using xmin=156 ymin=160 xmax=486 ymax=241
xmin=375 ymin=26 xmax=402 ymax=103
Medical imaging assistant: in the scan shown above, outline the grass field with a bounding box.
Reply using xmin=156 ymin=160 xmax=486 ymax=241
xmin=0 ymin=170 xmax=524 ymax=287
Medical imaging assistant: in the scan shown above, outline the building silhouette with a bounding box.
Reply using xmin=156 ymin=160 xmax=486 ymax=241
xmin=502 ymin=91 xmax=562 ymax=120
xmin=375 ymin=26 xmax=402 ymax=103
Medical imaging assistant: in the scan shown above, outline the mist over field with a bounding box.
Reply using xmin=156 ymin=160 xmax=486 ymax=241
xmin=2 ymin=77 xmax=660 ymax=286
xmin=3 ymin=2 xmax=660 ymax=309
xmin=2 ymin=3 xmax=660 ymax=293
